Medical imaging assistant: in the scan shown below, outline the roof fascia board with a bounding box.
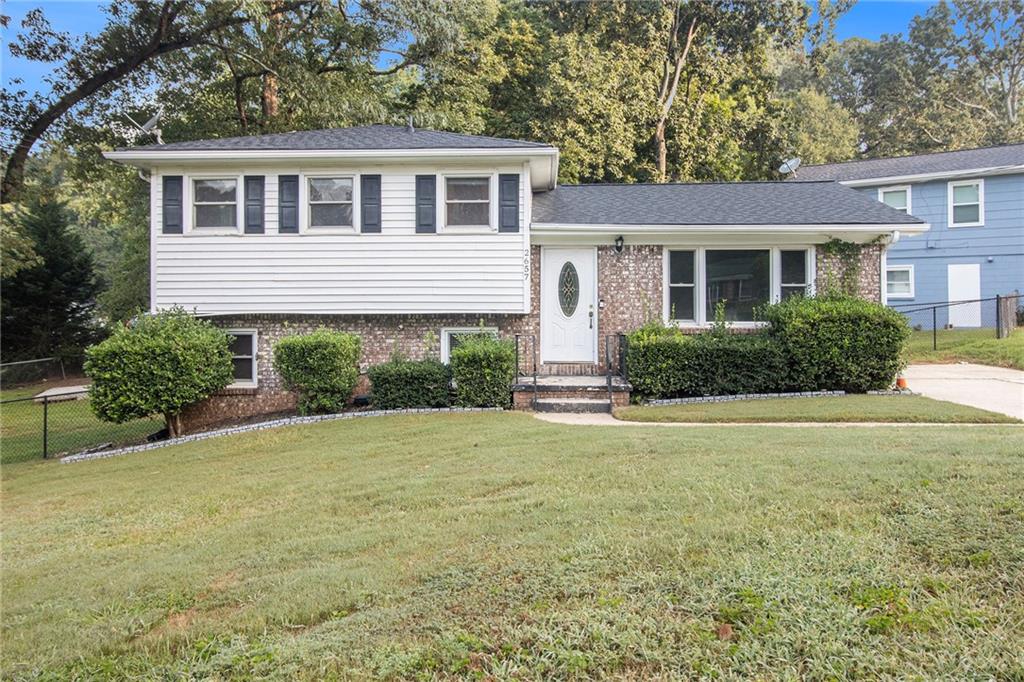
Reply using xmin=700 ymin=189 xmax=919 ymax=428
xmin=835 ymin=164 xmax=1024 ymax=187
xmin=530 ymin=222 xmax=928 ymax=234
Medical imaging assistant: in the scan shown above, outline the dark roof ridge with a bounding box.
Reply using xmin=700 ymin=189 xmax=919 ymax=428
xmin=802 ymin=141 xmax=1024 ymax=170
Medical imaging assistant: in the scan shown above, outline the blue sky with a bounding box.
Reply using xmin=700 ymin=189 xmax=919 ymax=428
xmin=1 ymin=0 xmax=939 ymax=100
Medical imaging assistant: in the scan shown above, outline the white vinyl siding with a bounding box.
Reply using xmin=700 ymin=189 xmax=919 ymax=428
xmin=150 ymin=164 xmax=529 ymax=314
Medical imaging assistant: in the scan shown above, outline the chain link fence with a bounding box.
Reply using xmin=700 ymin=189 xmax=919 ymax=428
xmin=0 ymin=389 xmax=164 ymax=464
xmin=891 ymin=292 xmax=1021 ymax=350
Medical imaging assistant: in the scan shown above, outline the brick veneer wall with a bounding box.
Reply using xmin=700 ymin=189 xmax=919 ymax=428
xmin=816 ymin=243 xmax=883 ymax=302
xmin=180 ymin=242 xmax=882 ymax=429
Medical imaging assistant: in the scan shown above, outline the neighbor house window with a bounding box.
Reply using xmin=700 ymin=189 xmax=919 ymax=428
xmin=308 ymin=177 xmax=353 ymax=229
xmin=228 ymin=330 xmax=257 ymax=385
xmin=705 ymin=250 xmax=771 ymax=322
xmin=780 ymin=249 xmax=810 ymax=300
xmin=878 ymin=185 xmax=911 ymax=213
xmin=885 ymin=265 xmax=914 ymax=299
xmin=445 ymin=177 xmax=490 ymax=228
xmin=193 ymin=178 xmax=238 ymax=229
xmin=948 ymin=179 xmax=983 ymax=226
xmin=667 ymin=250 xmax=696 ymax=321
xmin=441 ymin=327 xmax=498 ymax=363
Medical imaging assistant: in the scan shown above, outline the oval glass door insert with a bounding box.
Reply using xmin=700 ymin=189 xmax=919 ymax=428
xmin=558 ymin=262 xmax=579 ymax=316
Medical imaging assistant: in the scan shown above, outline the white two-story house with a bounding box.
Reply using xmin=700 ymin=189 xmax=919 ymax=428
xmin=105 ymin=125 xmax=925 ymax=425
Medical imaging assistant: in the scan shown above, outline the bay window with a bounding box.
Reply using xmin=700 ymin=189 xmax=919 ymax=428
xmin=193 ymin=178 xmax=238 ymax=230
xmin=666 ymin=247 xmax=813 ymax=325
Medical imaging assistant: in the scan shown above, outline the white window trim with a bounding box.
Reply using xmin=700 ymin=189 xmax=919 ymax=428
xmin=303 ymin=174 xmax=359 ymax=233
xmin=947 ymin=178 xmax=984 ymax=227
xmin=663 ymin=246 xmax=815 ymax=328
xmin=877 ymin=184 xmax=912 ymax=214
xmin=665 ymin=250 xmax=698 ymax=323
xmin=441 ymin=173 xmax=497 ymax=233
xmin=187 ymin=174 xmax=243 ymax=234
xmin=885 ymin=264 xmax=915 ymax=299
xmin=227 ymin=328 xmax=258 ymax=387
xmin=440 ymin=326 xmax=498 ymax=363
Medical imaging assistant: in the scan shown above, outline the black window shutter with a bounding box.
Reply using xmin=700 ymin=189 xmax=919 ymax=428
xmin=498 ymin=174 xmax=519 ymax=233
xmin=278 ymin=175 xmax=298 ymax=234
xmin=244 ymin=175 xmax=265 ymax=234
xmin=162 ymin=176 xmax=183 ymax=234
xmin=361 ymin=174 xmax=381 ymax=233
xmin=415 ymin=175 xmax=436 ymax=233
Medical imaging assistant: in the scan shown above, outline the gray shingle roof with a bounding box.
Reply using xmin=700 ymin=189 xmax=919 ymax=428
xmin=125 ymin=125 xmax=555 ymax=152
xmin=532 ymin=181 xmax=923 ymax=226
xmin=796 ymin=143 xmax=1024 ymax=182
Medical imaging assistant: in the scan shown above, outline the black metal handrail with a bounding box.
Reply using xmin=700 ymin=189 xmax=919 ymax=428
xmin=514 ymin=334 xmax=539 ymax=409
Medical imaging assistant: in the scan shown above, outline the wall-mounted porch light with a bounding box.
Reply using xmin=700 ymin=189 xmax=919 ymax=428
xmin=614 ymin=235 xmax=624 ymax=254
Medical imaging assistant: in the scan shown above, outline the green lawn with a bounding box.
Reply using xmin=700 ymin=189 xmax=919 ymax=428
xmin=616 ymin=395 xmax=1019 ymax=424
xmin=3 ymin=412 xmax=1023 ymax=679
xmin=0 ymin=383 xmax=163 ymax=464
xmin=904 ymin=328 xmax=1024 ymax=369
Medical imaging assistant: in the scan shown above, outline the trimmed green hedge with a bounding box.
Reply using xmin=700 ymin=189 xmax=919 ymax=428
xmin=84 ymin=308 xmax=233 ymax=436
xmin=368 ymin=357 xmax=451 ymax=409
xmin=450 ymin=335 xmax=516 ymax=408
xmin=627 ymin=295 xmax=909 ymax=400
xmin=273 ymin=330 xmax=361 ymax=415
xmin=762 ymin=294 xmax=910 ymax=393
xmin=626 ymin=322 xmax=786 ymax=401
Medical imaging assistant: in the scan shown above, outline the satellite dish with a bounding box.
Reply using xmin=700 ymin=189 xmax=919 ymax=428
xmin=124 ymin=107 xmax=164 ymax=144
xmin=779 ymin=157 xmax=801 ymax=175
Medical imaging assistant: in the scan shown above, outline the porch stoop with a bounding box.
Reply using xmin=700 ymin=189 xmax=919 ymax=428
xmin=512 ymin=375 xmax=631 ymax=412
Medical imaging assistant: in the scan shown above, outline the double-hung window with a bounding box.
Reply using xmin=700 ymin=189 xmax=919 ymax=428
xmin=780 ymin=250 xmax=810 ymax=300
xmin=667 ymin=250 xmax=696 ymax=322
xmin=886 ymin=265 xmax=914 ymax=299
xmin=193 ymin=178 xmax=238 ymax=230
xmin=440 ymin=326 xmax=498 ymax=364
xmin=878 ymin=185 xmax=911 ymax=213
xmin=308 ymin=177 xmax=353 ymax=229
xmin=445 ymin=177 xmax=491 ymax=228
xmin=228 ymin=330 xmax=257 ymax=386
xmin=948 ymin=179 xmax=983 ymax=227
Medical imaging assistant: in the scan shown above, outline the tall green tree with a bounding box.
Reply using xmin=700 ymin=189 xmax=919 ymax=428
xmin=0 ymin=189 xmax=99 ymax=361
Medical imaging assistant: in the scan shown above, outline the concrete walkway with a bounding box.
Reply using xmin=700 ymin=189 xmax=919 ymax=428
xmin=902 ymin=363 xmax=1024 ymax=420
xmin=532 ymin=413 xmax=1015 ymax=428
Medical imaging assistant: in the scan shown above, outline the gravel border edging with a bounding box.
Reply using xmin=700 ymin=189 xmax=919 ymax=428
xmin=60 ymin=407 xmax=503 ymax=464
xmin=643 ymin=389 xmax=913 ymax=407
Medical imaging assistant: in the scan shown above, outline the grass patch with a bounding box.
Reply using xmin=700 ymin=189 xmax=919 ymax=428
xmin=615 ymin=395 xmax=1019 ymax=424
xmin=3 ymin=412 xmax=1023 ymax=678
xmin=904 ymin=328 xmax=1024 ymax=369
xmin=1 ymin=382 xmax=163 ymax=464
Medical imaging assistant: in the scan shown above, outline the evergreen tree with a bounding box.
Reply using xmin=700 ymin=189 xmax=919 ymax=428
xmin=1 ymin=190 xmax=99 ymax=361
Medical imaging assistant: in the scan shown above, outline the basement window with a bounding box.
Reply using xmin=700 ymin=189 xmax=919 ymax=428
xmin=441 ymin=327 xmax=498 ymax=364
xmin=228 ymin=330 xmax=257 ymax=386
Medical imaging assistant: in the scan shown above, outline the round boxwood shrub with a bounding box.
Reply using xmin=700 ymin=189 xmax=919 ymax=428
xmin=368 ymin=357 xmax=451 ymax=410
xmin=273 ymin=329 xmax=361 ymax=415
xmin=84 ymin=307 xmax=233 ymax=437
xmin=762 ymin=293 xmax=910 ymax=392
xmin=449 ymin=334 xmax=516 ymax=408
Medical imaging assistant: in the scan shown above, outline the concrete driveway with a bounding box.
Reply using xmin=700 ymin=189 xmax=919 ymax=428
xmin=902 ymin=363 xmax=1024 ymax=420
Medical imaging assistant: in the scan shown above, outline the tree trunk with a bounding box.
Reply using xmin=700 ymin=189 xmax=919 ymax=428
xmin=261 ymin=72 xmax=279 ymax=122
xmin=653 ymin=15 xmax=698 ymax=183
xmin=165 ymin=412 xmax=183 ymax=438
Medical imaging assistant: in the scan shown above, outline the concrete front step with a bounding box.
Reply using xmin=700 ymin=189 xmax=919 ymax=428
xmin=534 ymin=398 xmax=612 ymax=413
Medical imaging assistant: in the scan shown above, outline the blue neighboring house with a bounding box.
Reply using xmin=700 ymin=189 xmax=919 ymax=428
xmin=798 ymin=144 xmax=1024 ymax=329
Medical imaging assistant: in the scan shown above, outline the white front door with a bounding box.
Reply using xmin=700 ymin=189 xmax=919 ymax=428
xmin=541 ymin=247 xmax=597 ymax=363
xmin=947 ymin=263 xmax=981 ymax=328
